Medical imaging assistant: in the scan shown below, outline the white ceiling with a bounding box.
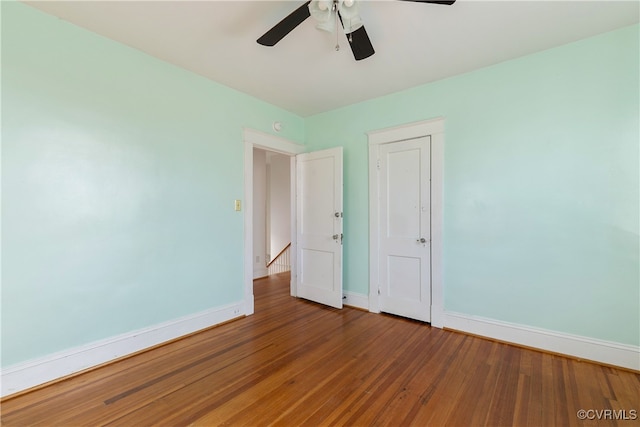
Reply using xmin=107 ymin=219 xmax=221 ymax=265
xmin=25 ymin=1 xmax=639 ymax=117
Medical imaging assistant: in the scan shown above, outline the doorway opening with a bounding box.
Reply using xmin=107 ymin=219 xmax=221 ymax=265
xmin=252 ymin=148 xmax=292 ymax=279
xmin=243 ymin=129 xmax=303 ymax=315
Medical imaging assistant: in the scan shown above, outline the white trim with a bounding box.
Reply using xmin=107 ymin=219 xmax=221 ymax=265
xmin=343 ymin=291 xmax=369 ymax=311
xmin=367 ymin=117 xmax=445 ymax=327
xmin=367 ymin=117 xmax=444 ymax=145
xmin=368 ymin=147 xmax=380 ymax=313
xmin=253 ymin=270 xmax=269 ymax=280
xmin=1 ymin=302 xmax=245 ymax=397
xmin=430 ymin=126 xmax=445 ymax=328
xmin=243 ymin=128 xmax=303 ymax=311
xmin=244 ymin=138 xmax=255 ymax=315
xmin=443 ymin=311 xmax=640 ymax=371
xmin=253 ymin=268 xmax=269 ymax=280
xmin=289 ymin=156 xmax=298 ymax=297
xmin=243 ymin=128 xmax=305 ymax=156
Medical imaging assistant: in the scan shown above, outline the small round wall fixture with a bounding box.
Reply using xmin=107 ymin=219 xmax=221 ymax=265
xmin=273 ymin=121 xmax=283 ymax=132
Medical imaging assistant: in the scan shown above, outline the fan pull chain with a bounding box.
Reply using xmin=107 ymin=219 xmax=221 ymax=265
xmin=334 ymin=2 xmax=340 ymax=51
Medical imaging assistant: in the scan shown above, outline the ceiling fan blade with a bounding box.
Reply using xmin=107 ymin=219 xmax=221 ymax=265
xmin=257 ymin=1 xmax=312 ymax=46
xmin=398 ymin=0 xmax=456 ymax=4
xmin=346 ymin=26 xmax=375 ymax=61
xmin=337 ymin=11 xmax=375 ymax=61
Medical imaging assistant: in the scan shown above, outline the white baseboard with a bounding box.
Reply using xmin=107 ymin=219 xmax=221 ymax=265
xmin=1 ymin=301 xmax=245 ymax=398
xmin=431 ymin=304 xmax=444 ymax=328
xmin=443 ymin=311 xmax=640 ymax=371
xmin=343 ymin=291 xmax=369 ymax=311
xmin=253 ymin=268 xmax=269 ymax=280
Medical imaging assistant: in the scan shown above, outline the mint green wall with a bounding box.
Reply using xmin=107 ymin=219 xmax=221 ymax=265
xmin=2 ymin=1 xmax=638 ymax=371
xmin=1 ymin=3 xmax=304 ymax=367
xmin=305 ymin=25 xmax=639 ymax=346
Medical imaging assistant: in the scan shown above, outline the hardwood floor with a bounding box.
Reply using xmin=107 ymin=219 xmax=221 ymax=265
xmin=2 ymin=273 xmax=639 ymax=426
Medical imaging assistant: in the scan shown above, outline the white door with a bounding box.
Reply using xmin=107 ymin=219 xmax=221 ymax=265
xmin=296 ymin=147 xmax=343 ymax=309
xmin=378 ymin=137 xmax=431 ymax=321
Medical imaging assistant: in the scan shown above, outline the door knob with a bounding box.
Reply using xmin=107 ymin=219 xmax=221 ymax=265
xmin=333 ymin=234 xmax=340 ymax=240
xmin=417 ymin=238 xmax=426 ymax=243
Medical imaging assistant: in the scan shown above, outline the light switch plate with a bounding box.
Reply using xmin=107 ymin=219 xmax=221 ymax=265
xmin=234 ymin=199 xmax=241 ymax=211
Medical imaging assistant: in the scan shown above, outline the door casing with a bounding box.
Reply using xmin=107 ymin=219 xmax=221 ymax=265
xmin=368 ymin=118 xmax=445 ymax=328
xmin=243 ymin=128 xmax=304 ymax=315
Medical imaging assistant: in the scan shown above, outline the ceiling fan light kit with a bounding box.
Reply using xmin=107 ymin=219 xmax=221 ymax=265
xmin=257 ymin=0 xmax=456 ymax=61
xmin=309 ymin=0 xmax=336 ymax=33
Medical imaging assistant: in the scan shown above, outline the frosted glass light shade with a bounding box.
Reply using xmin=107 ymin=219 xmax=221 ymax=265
xmin=337 ymin=0 xmax=363 ymax=33
xmin=309 ymin=0 xmax=336 ymax=33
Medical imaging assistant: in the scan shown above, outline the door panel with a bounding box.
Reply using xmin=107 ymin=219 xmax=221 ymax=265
xmin=296 ymin=147 xmax=343 ymax=309
xmin=299 ymin=155 xmax=335 ymax=237
xmin=387 ymin=149 xmax=421 ymax=238
xmin=379 ymin=137 xmax=431 ymax=322
xmin=387 ymin=255 xmax=421 ymax=300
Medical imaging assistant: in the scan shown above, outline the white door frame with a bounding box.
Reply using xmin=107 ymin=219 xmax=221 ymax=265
xmin=243 ymin=128 xmax=304 ymax=315
xmin=367 ymin=118 xmax=445 ymax=328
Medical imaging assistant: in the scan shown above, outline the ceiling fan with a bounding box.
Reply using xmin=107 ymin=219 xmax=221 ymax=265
xmin=257 ymin=0 xmax=456 ymax=61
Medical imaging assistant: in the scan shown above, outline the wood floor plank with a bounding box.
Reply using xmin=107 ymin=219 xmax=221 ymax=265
xmin=2 ymin=272 xmax=639 ymax=426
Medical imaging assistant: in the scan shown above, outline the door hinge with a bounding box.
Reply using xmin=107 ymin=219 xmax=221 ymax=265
xmin=376 ymin=159 xmax=381 ymax=170
xmin=378 ymin=288 xmax=381 ymax=295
